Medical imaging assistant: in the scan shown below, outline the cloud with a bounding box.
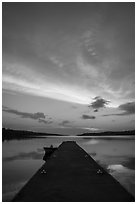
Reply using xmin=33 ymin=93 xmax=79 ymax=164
xmin=119 ymin=102 xmax=135 ymax=115
xmin=38 ymin=118 xmax=53 ymax=124
xmin=103 ymin=102 xmax=135 ymax=116
xmin=82 ymin=127 xmax=99 ymax=131
xmin=82 ymin=114 xmax=96 ymax=119
xmin=94 ymin=109 xmax=98 ymax=112
xmin=89 ymin=96 xmax=110 ymax=110
xmin=49 ymin=56 xmax=64 ymax=68
xmin=2 ymin=106 xmax=45 ymax=120
xmin=59 ymin=120 xmax=70 ymax=126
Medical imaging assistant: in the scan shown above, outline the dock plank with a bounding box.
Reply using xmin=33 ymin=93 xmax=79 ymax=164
xmin=13 ymin=141 xmax=134 ymax=202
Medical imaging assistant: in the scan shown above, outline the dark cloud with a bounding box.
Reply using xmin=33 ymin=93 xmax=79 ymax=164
xmin=2 ymin=106 xmax=45 ymax=119
xmin=59 ymin=120 xmax=70 ymax=126
xmin=103 ymin=102 xmax=135 ymax=116
xmin=82 ymin=114 xmax=96 ymax=119
xmin=38 ymin=118 xmax=53 ymax=124
xmin=119 ymin=102 xmax=135 ymax=115
xmin=94 ymin=109 xmax=98 ymax=112
xmin=89 ymin=96 xmax=110 ymax=110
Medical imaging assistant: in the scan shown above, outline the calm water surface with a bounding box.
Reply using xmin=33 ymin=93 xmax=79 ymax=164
xmin=2 ymin=136 xmax=135 ymax=201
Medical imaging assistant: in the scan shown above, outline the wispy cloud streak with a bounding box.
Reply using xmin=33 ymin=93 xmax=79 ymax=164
xmin=2 ymin=106 xmax=45 ymax=120
xmin=2 ymin=63 xmax=91 ymax=105
xmin=38 ymin=118 xmax=53 ymax=124
xmin=82 ymin=114 xmax=96 ymax=119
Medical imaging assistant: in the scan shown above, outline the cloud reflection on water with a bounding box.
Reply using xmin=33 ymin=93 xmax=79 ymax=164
xmin=3 ymin=150 xmax=44 ymax=162
xmin=101 ymin=155 xmax=135 ymax=170
xmin=2 ymin=137 xmax=135 ymax=201
xmin=107 ymin=164 xmax=135 ymax=196
xmin=3 ymin=181 xmax=27 ymax=201
xmin=108 ymin=164 xmax=129 ymax=172
xmin=84 ymin=139 xmax=99 ymax=145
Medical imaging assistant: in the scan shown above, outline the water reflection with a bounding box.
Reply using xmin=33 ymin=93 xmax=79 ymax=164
xmin=3 ymin=150 xmax=44 ymax=162
xmin=107 ymin=164 xmax=135 ymax=196
xmin=2 ymin=136 xmax=135 ymax=201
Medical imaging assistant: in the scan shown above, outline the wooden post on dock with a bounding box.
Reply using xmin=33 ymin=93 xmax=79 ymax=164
xmin=13 ymin=141 xmax=134 ymax=202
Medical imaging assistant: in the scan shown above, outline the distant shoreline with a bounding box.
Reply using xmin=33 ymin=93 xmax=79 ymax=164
xmin=38 ymin=135 xmax=135 ymax=138
xmin=77 ymin=130 xmax=135 ymax=137
xmin=2 ymin=128 xmax=65 ymax=141
xmin=2 ymin=128 xmax=135 ymax=141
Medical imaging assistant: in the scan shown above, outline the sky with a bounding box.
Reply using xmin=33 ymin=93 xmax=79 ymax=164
xmin=2 ymin=2 xmax=135 ymax=135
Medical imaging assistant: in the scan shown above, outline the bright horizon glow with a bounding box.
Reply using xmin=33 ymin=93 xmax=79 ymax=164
xmin=2 ymin=64 xmax=122 ymax=107
xmin=3 ymin=73 xmax=92 ymax=105
xmin=2 ymin=74 xmax=127 ymax=107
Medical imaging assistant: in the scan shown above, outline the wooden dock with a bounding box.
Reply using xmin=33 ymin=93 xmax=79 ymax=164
xmin=13 ymin=141 xmax=134 ymax=202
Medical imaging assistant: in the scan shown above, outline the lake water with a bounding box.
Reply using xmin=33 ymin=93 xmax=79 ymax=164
xmin=2 ymin=136 xmax=135 ymax=201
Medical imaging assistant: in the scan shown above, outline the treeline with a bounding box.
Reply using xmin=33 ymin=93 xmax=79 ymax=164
xmin=2 ymin=128 xmax=62 ymax=141
xmin=77 ymin=130 xmax=135 ymax=136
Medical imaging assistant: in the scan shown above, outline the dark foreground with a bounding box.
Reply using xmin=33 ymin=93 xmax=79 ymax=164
xmin=13 ymin=141 xmax=134 ymax=202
